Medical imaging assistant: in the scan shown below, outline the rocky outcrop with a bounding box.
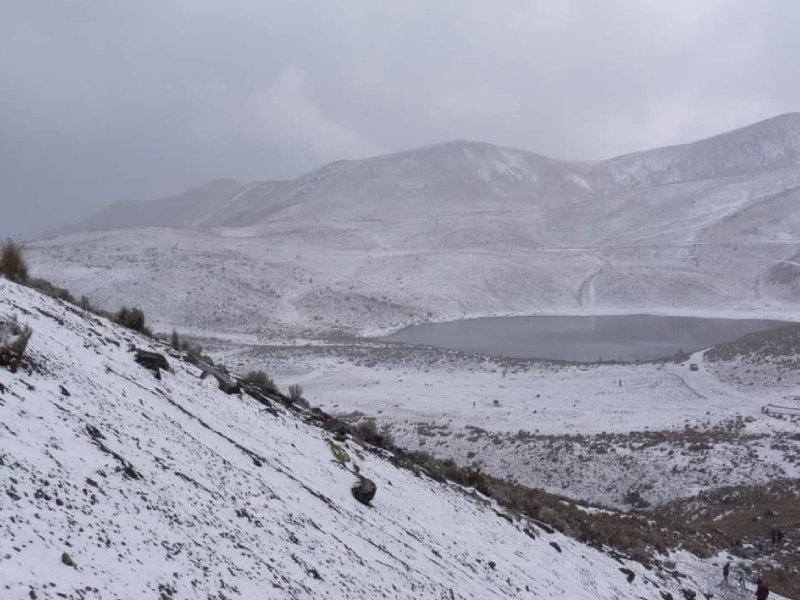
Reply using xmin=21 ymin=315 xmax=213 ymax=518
xmin=134 ymin=349 xmax=169 ymax=377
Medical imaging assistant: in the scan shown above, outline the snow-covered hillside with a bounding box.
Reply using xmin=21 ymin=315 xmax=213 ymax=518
xmin=27 ymin=113 xmax=800 ymax=337
xmin=0 ymin=277 xmax=737 ymax=599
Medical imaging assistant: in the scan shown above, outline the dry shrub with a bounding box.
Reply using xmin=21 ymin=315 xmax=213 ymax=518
xmin=0 ymin=317 xmax=33 ymax=372
xmin=244 ymin=370 xmax=279 ymax=394
xmin=0 ymin=239 xmax=28 ymax=283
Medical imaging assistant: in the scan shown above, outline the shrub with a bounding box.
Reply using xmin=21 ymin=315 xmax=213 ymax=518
xmin=354 ymin=419 xmax=394 ymax=449
xmin=244 ymin=370 xmax=279 ymax=394
xmin=288 ymin=383 xmax=304 ymax=402
xmin=0 ymin=239 xmax=29 ymax=283
xmin=0 ymin=316 xmax=33 ymax=372
xmin=28 ymin=278 xmax=76 ymax=303
xmin=115 ymin=306 xmax=150 ymax=334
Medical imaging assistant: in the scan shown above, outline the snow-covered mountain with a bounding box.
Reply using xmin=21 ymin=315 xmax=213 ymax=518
xmin=26 ymin=113 xmax=800 ymax=337
xmin=53 ymin=112 xmax=800 ymax=231
xmin=0 ymin=277 xmax=729 ymax=599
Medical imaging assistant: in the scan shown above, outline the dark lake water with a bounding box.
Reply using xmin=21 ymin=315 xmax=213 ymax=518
xmin=384 ymin=315 xmax=793 ymax=362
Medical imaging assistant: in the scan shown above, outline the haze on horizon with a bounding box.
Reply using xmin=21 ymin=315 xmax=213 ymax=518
xmin=2 ymin=0 xmax=800 ymax=239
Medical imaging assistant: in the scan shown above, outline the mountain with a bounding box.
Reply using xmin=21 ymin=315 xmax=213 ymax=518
xmin=51 ymin=179 xmax=245 ymax=236
xmin=25 ymin=112 xmax=800 ymax=337
xmin=57 ymin=113 xmax=800 ymax=232
xmin=0 ymin=276 xmax=718 ymax=599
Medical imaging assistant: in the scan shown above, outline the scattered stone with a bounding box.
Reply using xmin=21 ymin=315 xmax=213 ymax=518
xmin=549 ymin=541 xmax=562 ymax=553
xmin=58 ymin=385 xmax=70 ymax=397
xmin=682 ymin=589 xmax=696 ymax=600
xmin=487 ymin=561 xmax=496 ymax=570
xmin=351 ymin=476 xmax=377 ymax=505
xmin=61 ymin=552 xmax=75 ymax=567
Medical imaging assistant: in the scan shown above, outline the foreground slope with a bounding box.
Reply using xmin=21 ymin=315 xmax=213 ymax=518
xmin=0 ymin=278 xmax=703 ymax=599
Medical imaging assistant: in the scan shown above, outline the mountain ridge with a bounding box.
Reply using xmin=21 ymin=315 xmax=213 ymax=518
xmin=55 ymin=112 xmax=800 ymax=234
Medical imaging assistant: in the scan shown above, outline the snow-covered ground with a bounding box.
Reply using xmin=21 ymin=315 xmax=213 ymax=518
xmin=3 ymin=276 xmax=760 ymax=600
xmin=209 ymin=338 xmax=800 ymax=509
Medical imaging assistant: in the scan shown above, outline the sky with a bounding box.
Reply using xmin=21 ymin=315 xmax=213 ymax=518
xmin=1 ymin=0 xmax=799 ymax=239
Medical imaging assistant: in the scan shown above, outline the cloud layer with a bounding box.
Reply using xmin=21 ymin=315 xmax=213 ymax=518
xmin=2 ymin=0 xmax=799 ymax=237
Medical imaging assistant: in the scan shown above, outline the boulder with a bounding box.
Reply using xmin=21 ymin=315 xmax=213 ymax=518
xmin=351 ymin=476 xmax=377 ymax=505
xmin=134 ymin=350 xmax=169 ymax=375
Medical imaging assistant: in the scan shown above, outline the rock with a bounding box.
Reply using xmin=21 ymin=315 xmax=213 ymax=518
xmin=549 ymin=541 xmax=562 ymax=553
xmin=58 ymin=385 xmax=70 ymax=397
xmin=682 ymin=589 xmax=696 ymax=600
xmin=134 ymin=350 xmax=170 ymax=375
xmin=487 ymin=561 xmax=496 ymax=570
xmin=619 ymin=567 xmax=635 ymax=583
xmin=85 ymin=424 xmax=105 ymax=440
xmin=61 ymin=551 xmax=75 ymax=567
xmin=351 ymin=476 xmax=377 ymax=505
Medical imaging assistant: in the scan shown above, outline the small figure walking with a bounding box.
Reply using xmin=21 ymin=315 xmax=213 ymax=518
xmin=755 ymin=577 xmax=770 ymax=600
xmin=722 ymin=561 xmax=730 ymax=585
xmin=737 ymin=566 xmax=747 ymax=589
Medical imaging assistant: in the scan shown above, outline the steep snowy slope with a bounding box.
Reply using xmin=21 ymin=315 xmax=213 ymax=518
xmin=0 ymin=278 xmax=712 ymax=599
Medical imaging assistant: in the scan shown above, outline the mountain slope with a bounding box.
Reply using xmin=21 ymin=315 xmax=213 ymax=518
xmin=0 ymin=277 xmax=708 ymax=599
xmin=57 ymin=112 xmax=800 ymax=232
xmin=25 ymin=113 xmax=800 ymax=336
xmin=51 ymin=179 xmax=245 ymax=235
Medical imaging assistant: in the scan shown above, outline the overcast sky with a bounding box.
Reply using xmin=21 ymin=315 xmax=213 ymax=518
xmin=2 ymin=0 xmax=799 ymax=238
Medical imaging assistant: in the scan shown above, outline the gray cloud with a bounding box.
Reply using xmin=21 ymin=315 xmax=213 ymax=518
xmin=1 ymin=0 xmax=799 ymax=238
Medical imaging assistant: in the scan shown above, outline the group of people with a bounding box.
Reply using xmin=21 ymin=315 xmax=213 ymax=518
xmin=722 ymin=562 xmax=769 ymax=598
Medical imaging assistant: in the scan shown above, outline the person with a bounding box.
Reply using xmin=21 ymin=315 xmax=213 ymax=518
xmin=737 ymin=566 xmax=747 ymax=589
xmin=722 ymin=562 xmax=730 ymax=585
xmin=755 ymin=578 xmax=769 ymax=600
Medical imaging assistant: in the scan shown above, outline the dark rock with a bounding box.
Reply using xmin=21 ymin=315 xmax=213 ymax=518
xmin=549 ymin=541 xmax=562 ymax=553
xmin=487 ymin=561 xmax=496 ymax=570
xmin=351 ymin=476 xmax=377 ymax=505
xmin=660 ymin=593 xmax=674 ymax=600
xmin=619 ymin=567 xmax=635 ymax=583
xmin=333 ymin=431 xmax=347 ymax=442
xmin=61 ymin=552 xmax=75 ymax=567
xmin=29 ymin=590 xmax=37 ymax=599
xmin=321 ymin=417 xmax=352 ymax=437
xmin=58 ymin=385 xmax=70 ymax=397
xmin=682 ymin=589 xmax=696 ymax=600
xmin=85 ymin=424 xmax=105 ymax=440
xmin=134 ymin=350 xmax=170 ymax=376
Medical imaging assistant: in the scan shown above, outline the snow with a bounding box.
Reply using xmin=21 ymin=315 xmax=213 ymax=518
xmin=0 ymin=277 xmax=740 ymax=599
